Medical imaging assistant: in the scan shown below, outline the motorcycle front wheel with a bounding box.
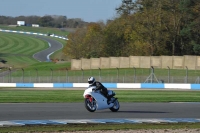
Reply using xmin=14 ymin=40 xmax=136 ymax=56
xmin=84 ymin=98 xmax=97 ymax=112
xmin=109 ymin=99 xmax=120 ymax=112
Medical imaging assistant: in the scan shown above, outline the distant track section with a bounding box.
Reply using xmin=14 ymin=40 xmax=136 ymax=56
xmin=0 ymin=29 xmax=68 ymax=40
xmin=33 ymin=36 xmax=63 ymax=62
xmin=0 ymin=29 xmax=66 ymax=62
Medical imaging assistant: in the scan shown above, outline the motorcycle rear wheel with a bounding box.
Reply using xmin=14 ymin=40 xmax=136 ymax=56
xmin=84 ymin=98 xmax=97 ymax=112
xmin=109 ymin=99 xmax=120 ymax=112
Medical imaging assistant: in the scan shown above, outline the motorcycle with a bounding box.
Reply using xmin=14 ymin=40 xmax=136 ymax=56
xmin=83 ymin=86 xmax=120 ymax=112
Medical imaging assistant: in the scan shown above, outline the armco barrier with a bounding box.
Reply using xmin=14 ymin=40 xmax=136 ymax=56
xmin=0 ymin=29 xmax=68 ymax=40
xmin=0 ymin=83 xmax=200 ymax=89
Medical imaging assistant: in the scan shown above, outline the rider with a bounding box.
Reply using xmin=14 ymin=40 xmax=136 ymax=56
xmin=88 ymin=77 xmax=112 ymax=103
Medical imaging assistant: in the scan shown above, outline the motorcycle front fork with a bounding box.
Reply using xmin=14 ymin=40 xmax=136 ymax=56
xmin=88 ymin=97 xmax=95 ymax=106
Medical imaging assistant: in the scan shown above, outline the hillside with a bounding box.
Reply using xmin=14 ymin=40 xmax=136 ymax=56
xmin=0 ymin=26 xmax=70 ymax=69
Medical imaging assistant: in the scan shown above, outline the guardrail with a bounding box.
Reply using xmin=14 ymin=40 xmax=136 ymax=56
xmin=0 ymin=83 xmax=199 ymax=89
xmin=0 ymin=29 xmax=68 ymax=40
xmin=1 ymin=67 xmax=200 ymax=84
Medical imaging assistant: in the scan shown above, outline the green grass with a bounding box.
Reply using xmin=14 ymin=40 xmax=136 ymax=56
xmin=0 ymin=31 xmax=70 ymax=70
xmin=0 ymin=89 xmax=200 ymax=103
xmin=0 ymin=32 xmax=49 ymax=68
xmin=0 ymin=123 xmax=200 ymax=133
xmin=23 ymin=62 xmax=71 ymax=70
xmin=118 ymin=90 xmax=200 ymax=102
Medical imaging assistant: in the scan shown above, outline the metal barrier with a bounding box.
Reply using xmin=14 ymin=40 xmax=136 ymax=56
xmin=0 ymin=67 xmax=200 ymax=83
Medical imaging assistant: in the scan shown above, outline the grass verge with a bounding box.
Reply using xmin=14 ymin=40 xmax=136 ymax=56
xmin=0 ymin=32 xmax=49 ymax=68
xmin=0 ymin=89 xmax=200 ymax=103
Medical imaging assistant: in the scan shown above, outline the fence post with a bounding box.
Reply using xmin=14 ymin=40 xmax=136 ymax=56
xmin=35 ymin=69 xmax=38 ymax=83
xmin=50 ymin=68 xmax=53 ymax=83
xmin=81 ymin=68 xmax=84 ymax=83
xmin=9 ymin=68 xmax=11 ymax=83
xmin=198 ymin=77 xmax=200 ymax=84
xmin=151 ymin=66 xmax=154 ymax=83
xmin=185 ymin=66 xmax=188 ymax=83
xmin=66 ymin=68 xmax=68 ymax=82
xmin=22 ymin=68 xmax=24 ymax=83
xmin=195 ymin=77 xmax=200 ymax=84
xmin=167 ymin=66 xmax=170 ymax=83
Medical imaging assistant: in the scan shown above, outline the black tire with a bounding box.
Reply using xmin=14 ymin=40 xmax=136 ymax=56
xmin=109 ymin=99 xmax=120 ymax=112
xmin=84 ymin=98 xmax=97 ymax=112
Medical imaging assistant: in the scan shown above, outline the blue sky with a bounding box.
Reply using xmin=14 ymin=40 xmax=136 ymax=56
xmin=0 ymin=0 xmax=122 ymax=22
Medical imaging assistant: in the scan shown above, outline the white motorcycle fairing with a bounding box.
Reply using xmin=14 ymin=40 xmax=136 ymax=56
xmin=83 ymin=86 xmax=114 ymax=110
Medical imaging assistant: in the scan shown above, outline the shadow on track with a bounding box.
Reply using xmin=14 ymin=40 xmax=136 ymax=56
xmin=95 ymin=110 xmax=169 ymax=113
xmin=118 ymin=111 xmax=169 ymax=113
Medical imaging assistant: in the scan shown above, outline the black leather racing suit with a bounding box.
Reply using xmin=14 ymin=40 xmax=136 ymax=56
xmin=90 ymin=81 xmax=108 ymax=99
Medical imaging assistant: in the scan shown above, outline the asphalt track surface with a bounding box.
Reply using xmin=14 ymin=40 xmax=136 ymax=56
xmin=33 ymin=36 xmax=63 ymax=62
xmin=0 ymin=102 xmax=199 ymax=121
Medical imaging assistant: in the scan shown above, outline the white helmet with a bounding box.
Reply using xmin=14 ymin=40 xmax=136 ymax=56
xmin=88 ymin=77 xmax=95 ymax=85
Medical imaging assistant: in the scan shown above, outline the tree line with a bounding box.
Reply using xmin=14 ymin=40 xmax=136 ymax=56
xmin=0 ymin=15 xmax=88 ymax=28
xmin=63 ymin=0 xmax=200 ymax=59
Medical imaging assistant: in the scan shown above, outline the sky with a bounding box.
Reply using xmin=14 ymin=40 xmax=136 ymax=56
xmin=0 ymin=0 xmax=122 ymax=22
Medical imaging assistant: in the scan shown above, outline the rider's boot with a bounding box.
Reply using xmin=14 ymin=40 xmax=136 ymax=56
xmin=107 ymin=97 xmax=111 ymax=105
xmin=107 ymin=97 xmax=116 ymax=105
